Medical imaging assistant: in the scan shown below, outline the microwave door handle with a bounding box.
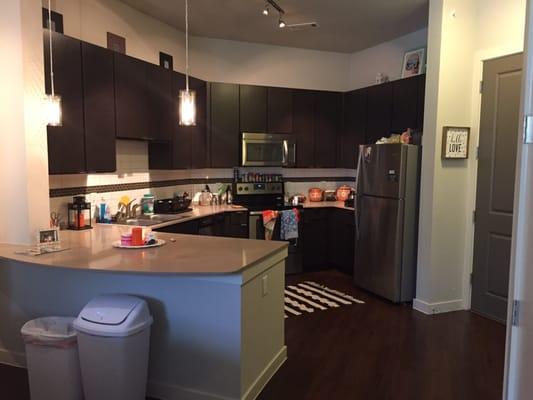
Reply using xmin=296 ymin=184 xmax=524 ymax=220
xmin=282 ymin=140 xmax=288 ymax=165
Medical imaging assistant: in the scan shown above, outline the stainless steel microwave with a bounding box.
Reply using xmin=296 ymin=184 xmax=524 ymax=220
xmin=241 ymin=133 xmax=296 ymax=167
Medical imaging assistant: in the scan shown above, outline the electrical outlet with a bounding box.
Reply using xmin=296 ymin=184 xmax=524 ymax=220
xmin=262 ymin=275 xmax=268 ymax=297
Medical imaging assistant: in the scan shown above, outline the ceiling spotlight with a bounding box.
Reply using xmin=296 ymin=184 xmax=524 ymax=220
xmin=278 ymin=18 xmax=286 ymax=28
xmin=262 ymin=5 xmax=269 ymax=16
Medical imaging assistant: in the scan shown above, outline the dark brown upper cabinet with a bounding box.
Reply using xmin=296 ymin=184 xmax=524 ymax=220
xmin=210 ymin=82 xmax=240 ymax=168
xmin=114 ymin=53 xmax=149 ymax=140
xmin=365 ymin=82 xmax=393 ymax=145
xmin=115 ymin=53 xmax=172 ymax=141
xmin=391 ymin=76 xmax=419 ymax=134
xmin=338 ymin=88 xmax=367 ymax=169
xmin=148 ymin=72 xmax=208 ymax=169
xmin=315 ymin=91 xmax=341 ymax=168
xmin=239 ymin=85 xmax=267 ymax=133
xmin=44 ymin=31 xmax=85 ymax=174
xmin=267 ymin=87 xmax=293 ymax=133
xmin=292 ymin=89 xmax=316 ymax=168
xmin=82 ymin=41 xmax=116 ymax=172
xmin=415 ymin=74 xmax=426 ymax=131
xmin=145 ymin=63 xmax=173 ymax=142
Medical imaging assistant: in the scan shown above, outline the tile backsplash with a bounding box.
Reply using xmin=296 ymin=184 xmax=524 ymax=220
xmin=49 ymin=140 xmax=355 ymax=219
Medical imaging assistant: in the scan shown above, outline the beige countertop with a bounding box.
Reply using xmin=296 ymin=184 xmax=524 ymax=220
xmin=0 ymin=224 xmax=287 ymax=275
xmin=142 ymin=204 xmax=247 ymax=229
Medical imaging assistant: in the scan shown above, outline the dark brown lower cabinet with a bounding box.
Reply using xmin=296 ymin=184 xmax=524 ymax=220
xmin=302 ymin=207 xmax=355 ymax=274
xmin=225 ymin=211 xmax=249 ymax=238
xmin=302 ymin=208 xmax=331 ymax=271
xmin=154 ymin=212 xmax=249 ymax=238
xmin=328 ymin=208 xmax=355 ymax=275
xmin=155 ymin=219 xmax=199 ymax=235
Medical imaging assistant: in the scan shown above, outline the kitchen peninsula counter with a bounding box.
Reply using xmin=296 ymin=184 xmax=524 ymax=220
xmin=0 ymin=225 xmax=288 ymax=400
xmin=0 ymin=224 xmax=287 ymax=275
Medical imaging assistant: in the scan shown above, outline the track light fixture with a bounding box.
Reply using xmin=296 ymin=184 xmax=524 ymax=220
xmin=278 ymin=18 xmax=286 ymax=28
xmin=262 ymin=5 xmax=269 ymax=16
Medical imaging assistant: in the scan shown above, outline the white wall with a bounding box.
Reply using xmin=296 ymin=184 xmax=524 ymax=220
xmin=49 ymin=0 xmax=427 ymax=92
xmin=348 ymin=28 xmax=428 ymax=90
xmin=0 ymin=0 xmax=50 ymax=245
xmin=50 ymin=0 xmax=350 ymax=91
xmin=414 ymin=0 xmax=526 ymax=314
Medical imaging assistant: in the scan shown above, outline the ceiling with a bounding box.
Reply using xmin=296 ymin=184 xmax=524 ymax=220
xmin=119 ymin=0 xmax=429 ymax=53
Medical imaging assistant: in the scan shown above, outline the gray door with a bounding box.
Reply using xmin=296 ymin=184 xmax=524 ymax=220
xmin=354 ymin=195 xmax=403 ymax=302
xmin=472 ymin=53 xmax=523 ymax=323
xmin=359 ymin=144 xmax=406 ymax=199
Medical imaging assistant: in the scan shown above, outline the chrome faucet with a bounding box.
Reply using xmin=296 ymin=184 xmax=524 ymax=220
xmin=115 ymin=199 xmax=138 ymax=222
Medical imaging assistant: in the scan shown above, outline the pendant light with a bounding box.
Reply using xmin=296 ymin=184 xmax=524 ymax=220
xmin=45 ymin=0 xmax=62 ymax=126
xmin=179 ymin=0 xmax=196 ymax=126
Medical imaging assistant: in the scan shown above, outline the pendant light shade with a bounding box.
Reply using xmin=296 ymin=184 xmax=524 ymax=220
xmin=45 ymin=94 xmax=62 ymax=126
xmin=178 ymin=0 xmax=197 ymax=126
xmin=179 ymin=89 xmax=196 ymax=126
xmin=45 ymin=0 xmax=62 ymax=127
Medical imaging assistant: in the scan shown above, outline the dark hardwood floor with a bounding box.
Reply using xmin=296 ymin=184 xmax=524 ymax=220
xmin=0 ymin=270 xmax=505 ymax=400
xmin=259 ymin=270 xmax=506 ymax=400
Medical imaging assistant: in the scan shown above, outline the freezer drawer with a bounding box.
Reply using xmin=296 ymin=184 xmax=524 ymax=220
xmin=354 ymin=195 xmax=404 ymax=302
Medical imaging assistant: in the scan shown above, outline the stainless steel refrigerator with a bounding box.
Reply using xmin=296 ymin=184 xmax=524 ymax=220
xmin=354 ymin=144 xmax=420 ymax=303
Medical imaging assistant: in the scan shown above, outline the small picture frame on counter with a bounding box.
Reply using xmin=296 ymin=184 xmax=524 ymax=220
xmin=38 ymin=228 xmax=60 ymax=247
xmin=441 ymin=126 xmax=470 ymax=159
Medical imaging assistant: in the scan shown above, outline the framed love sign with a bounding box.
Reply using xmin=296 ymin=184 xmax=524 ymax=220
xmin=442 ymin=126 xmax=470 ymax=159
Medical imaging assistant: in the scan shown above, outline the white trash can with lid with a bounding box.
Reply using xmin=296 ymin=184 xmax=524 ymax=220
xmin=73 ymin=294 xmax=153 ymax=400
xmin=21 ymin=316 xmax=83 ymax=400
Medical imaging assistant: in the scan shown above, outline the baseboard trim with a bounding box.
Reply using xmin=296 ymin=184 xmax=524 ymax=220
xmin=413 ymin=298 xmax=464 ymax=315
xmin=0 ymin=348 xmax=26 ymax=368
xmin=243 ymin=346 xmax=287 ymax=400
xmin=147 ymin=346 xmax=287 ymax=400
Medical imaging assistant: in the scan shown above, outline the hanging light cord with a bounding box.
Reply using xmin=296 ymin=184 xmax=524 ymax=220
xmin=185 ymin=0 xmax=190 ymax=92
xmin=47 ymin=0 xmax=55 ymax=96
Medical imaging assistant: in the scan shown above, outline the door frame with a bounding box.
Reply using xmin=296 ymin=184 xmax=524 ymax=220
xmin=461 ymin=48 xmax=525 ymax=311
xmin=504 ymin=2 xmax=533 ymax=398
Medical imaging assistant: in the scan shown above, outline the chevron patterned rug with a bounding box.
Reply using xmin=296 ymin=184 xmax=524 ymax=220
xmin=284 ymin=281 xmax=365 ymax=318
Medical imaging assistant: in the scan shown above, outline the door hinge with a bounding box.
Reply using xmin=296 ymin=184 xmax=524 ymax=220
xmin=512 ymin=300 xmax=521 ymax=326
xmin=472 ymin=210 xmax=476 ymax=224
xmin=479 ymin=80 xmax=483 ymax=94
xmin=524 ymin=115 xmax=533 ymax=144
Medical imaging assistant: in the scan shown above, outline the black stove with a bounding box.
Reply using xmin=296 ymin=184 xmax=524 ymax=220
xmin=232 ymin=182 xmax=285 ymax=211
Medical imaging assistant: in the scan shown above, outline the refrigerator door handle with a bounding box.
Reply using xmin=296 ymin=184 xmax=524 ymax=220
xmin=355 ymin=195 xmax=361 ymax=240
xmin=354 ymin=146 xmax=363 ymax=241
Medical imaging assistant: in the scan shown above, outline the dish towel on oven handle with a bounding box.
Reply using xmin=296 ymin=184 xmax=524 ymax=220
xmin=262 ymin=210 xmax=279 ymax=240
xmin=280 ymin=208 xmax=300 ymax=240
